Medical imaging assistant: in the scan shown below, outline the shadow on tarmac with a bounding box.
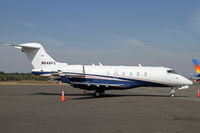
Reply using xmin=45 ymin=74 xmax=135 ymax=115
xmin=32 ymin=92 xmax=188 ymax=100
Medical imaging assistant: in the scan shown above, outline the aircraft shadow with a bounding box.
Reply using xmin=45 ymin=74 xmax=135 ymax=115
xmin=31 ymin=92 xmax=93 ymax=97
xmin=73 ymin=94 xmax=188 ymax=100
xmin=32 ymin=92 xmax=188 ymax=100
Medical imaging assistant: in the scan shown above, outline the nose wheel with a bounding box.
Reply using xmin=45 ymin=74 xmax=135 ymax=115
xmin=170 ymin=87 xmax=175 ymax=97
xmin=170 ymin=93 xmax=175 ymax=97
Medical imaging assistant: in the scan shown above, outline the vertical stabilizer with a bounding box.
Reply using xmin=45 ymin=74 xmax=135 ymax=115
xmin=16 ymin=43 xmax=56 ymax=69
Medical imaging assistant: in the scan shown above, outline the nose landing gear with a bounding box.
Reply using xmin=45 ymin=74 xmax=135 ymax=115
xmin=170 ymin=87 xmax=176 ymax=97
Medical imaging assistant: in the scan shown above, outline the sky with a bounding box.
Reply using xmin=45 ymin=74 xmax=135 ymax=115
xmin=0 ymin=0 xmax=200 ymax=77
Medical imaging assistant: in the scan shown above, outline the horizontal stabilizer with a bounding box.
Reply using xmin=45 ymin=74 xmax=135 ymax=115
xmin=3 ymin=43 xmax=42 ymax=49
xmin=18 ymin=43 xmax=42 ymax=49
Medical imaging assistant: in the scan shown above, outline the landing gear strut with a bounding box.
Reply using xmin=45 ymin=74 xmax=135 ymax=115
xmin=170 ymin=87 xmax=175 ymax=97
xmin=95 ymin=90 xmax=105 ymax=97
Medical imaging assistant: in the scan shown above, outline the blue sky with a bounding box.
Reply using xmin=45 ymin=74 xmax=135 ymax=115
xmin=0 ymin=0 xmax=200 ymax=76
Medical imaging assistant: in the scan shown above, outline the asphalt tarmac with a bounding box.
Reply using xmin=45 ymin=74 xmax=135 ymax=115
xmin=0 ymin=84 xmax=200 ymax=133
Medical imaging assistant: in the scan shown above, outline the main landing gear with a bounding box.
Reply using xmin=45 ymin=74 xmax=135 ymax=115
xmin=95 ymin=90 xmax=105 ymax=97
xmin=170 ymin=87 xmax=176 ymax=97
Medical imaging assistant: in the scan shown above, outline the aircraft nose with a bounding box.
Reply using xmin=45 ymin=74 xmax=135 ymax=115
xmin=187 ymin=79 xmax=193 ymax=85
xmin=184 ymin=78 xmax=193 ymax=85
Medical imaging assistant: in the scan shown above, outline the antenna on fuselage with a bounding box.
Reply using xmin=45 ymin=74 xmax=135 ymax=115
xmin=99 ymin=62 xmax=102 ymax=66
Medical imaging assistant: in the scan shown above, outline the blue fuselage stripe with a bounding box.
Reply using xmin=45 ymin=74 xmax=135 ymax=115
xmin=32 ymin=71 xmax=169 ymax=88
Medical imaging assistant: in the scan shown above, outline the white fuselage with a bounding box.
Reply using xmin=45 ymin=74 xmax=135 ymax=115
xmin=11 ymin=43 xmax=192 ymax=93
xmin=32 ymin=64 xmax=192 ymax=88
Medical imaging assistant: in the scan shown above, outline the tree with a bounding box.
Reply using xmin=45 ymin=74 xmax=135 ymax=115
xmin=2 ymin=76 xmax=7 ymax=81
xmin=0 ymin=71 xmax=5 ymax=75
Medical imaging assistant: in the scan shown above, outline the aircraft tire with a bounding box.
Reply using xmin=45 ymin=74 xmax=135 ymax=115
xmin=170 ymin=94 xmax=175 ymax=97
xmin=95 ymin=91 xmax=101 ymax=97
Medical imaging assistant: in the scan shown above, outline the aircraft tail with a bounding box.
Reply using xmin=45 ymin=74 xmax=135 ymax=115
xmin=14 ymin=43 xmax=58 ymax=69
xmin=192 ymin=59 xmax=200 ymax=74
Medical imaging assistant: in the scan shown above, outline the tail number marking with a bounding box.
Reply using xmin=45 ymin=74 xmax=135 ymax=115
xmin=41 ymin=61 xmax=56 ymax=65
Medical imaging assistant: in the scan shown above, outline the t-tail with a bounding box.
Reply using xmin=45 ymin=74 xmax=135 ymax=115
xmin=10 ymin=43 xmax=68 ymax=77
xmin=192 ymin=59 xmax=200 ymax=77
xmin=13 ymin=43 xmax=59 ymax=69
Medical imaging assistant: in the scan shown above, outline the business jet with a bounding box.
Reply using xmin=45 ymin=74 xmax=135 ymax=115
xmin=9 ymin=43 xmax=192 ymax=97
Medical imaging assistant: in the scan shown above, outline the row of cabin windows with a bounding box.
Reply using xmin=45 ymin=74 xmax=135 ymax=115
xmin=107 ymin=71 xmax=147 ymax=77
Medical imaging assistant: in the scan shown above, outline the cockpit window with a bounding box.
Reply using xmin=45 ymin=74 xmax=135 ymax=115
xmin=167 ymin=70 xmax=178 ymax=74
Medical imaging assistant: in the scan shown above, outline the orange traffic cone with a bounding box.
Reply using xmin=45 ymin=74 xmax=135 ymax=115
xmin=197 ymin=90 xmax=200 ymax=98
xmin=61 ymin=90 xmax=65 ymax=102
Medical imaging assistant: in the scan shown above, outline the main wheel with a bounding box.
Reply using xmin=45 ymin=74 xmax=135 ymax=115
xmin=95 ymin=91 xmax=101 ymax=97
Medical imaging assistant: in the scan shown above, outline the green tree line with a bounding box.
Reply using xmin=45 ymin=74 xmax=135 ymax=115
xmin=0 ymin=71 xmax=47 ymax=81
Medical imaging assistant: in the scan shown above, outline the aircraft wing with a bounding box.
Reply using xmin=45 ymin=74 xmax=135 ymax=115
xmin=59 ymin=74 xmax=126 ymax=88
xmin=71 ymin=82 xmax=126 ymax=88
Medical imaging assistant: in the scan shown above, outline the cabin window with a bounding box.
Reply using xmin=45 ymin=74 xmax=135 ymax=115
xmin=107 ymin=71 xmax=110 ymax=75
xmin=137 ymin=72 xmax=140 ymax=76
xmin=114 ymin=70 xmax=118 ymax=76
xmin=144 ymin=72 xmax=147 ymax=76
xmin=122 ymin=72 xmax=125 ymax=76
xmin=129 ymin=72 xmax=133 ymax=76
